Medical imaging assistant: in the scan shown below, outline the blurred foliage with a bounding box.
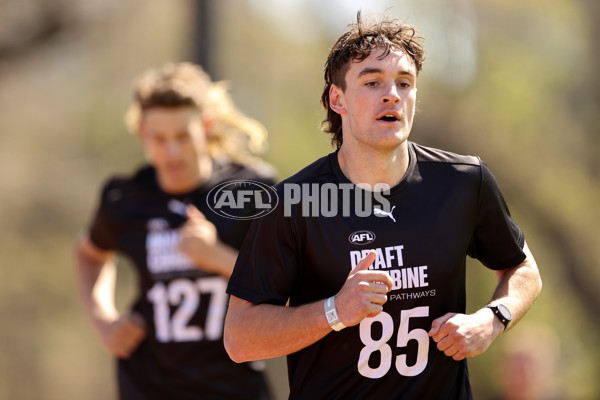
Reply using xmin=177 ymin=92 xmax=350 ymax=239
xmin=0 ymin=0 xmax=598 ymax=399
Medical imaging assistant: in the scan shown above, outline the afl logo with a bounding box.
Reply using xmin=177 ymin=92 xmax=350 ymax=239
xmin=348 ymin=230 xmax=376 ymax=245
xmin=207 ymin=180 xmax=279 ymax=220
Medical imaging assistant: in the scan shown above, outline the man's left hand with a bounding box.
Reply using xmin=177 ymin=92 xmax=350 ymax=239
xmin=428 ymin=308 xmax=503 ymax=361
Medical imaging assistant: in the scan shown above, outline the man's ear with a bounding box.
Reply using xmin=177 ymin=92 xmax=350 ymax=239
xmin=136 ymin=122 xmax=153 ymax=162
xmin=329 ymin=84 xmax=347 ymax=115
xmin=202 ymin=110 xmax=215 ymax=137
xmin=136 ymin=122 xmax=147 ymax=141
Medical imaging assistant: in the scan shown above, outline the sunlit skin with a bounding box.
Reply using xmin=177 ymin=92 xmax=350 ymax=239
xmin=329 ymin=48 xmax=418 ymax=188
xmin=331 ymin=48 xmax=417 ymax=150
xmin=138 ymin=106 xmax=212 ymax=194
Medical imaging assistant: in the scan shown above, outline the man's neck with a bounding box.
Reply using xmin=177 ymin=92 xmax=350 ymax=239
xmin=337 ymin=141 xmax=410 ymax=189
xmin=157 ymin=155 xmax=213 ymax=195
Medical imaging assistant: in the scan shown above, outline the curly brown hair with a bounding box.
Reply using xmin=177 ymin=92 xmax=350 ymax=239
xmin=320 ymin=12 xmax=426 ymax=148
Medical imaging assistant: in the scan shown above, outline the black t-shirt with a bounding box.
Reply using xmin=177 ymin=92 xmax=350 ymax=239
xmin=227 ymin=142 xmax=526 ymax=400
xmin=88 ymin=159 xmax=275 ymax=400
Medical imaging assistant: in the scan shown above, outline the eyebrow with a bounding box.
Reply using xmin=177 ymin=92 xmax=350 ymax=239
xmin=357 ymin=68 xmax=416 ymax=79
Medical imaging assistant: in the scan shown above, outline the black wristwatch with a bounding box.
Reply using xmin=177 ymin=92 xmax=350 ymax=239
xmin=486 ymin=303 xmax=512 ymax=331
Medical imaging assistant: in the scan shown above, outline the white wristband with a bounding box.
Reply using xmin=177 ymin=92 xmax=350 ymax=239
xmin=324 ymin=295 xmax=346 ymax=331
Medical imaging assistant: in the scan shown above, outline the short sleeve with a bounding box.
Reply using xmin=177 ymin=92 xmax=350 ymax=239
xmin=88 ymin=180 xmax=120 ymax=251
xmin=226 ymin=192 xmax=300 ymax=306
xmin=467 ymin=160 xmax=526 ymax=270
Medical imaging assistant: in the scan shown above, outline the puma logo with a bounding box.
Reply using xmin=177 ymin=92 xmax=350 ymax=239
xmin=374 ymin=205 xmax=396 ymax=222
xmin=168 ymin=199 xmax=187 ymax=216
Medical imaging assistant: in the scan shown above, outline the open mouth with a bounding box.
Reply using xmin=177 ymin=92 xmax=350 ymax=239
xmin=165 ymin=162 xmax=186 ymax=175
xmin=378 ymin=114 xmax=400 ymax=122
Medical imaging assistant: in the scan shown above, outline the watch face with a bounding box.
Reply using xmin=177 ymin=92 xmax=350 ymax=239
xmin=497 ymin=304 xmax=512 ymax=320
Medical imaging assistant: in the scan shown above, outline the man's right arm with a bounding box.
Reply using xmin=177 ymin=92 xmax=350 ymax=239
xmin=224 ymin=296 xmax=331 ymax=363
xmin=74 ymin=234 xmax=146 ymax=359
xmin=224 ymin=250 xmax=392 ymax=362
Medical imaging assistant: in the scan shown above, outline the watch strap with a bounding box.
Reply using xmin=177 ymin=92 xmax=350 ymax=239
xmin=486 ymin=303 xmax=511 ymax=330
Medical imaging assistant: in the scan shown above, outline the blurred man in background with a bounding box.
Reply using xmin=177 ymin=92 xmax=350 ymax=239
xmin=224 ymin=13 xmax=542 ymax=399
xmin=74 ymin=62 xmax=275 ymax=399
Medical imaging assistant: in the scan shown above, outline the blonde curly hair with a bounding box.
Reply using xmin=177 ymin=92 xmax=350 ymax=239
xmin=125 ymin=62 xmax=268 ymax=165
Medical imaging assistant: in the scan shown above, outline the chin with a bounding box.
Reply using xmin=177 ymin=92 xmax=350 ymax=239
xmin=371 ymin=134 xmax=409 ymax=150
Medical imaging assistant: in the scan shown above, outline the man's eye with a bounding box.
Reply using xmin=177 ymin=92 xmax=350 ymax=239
xmin=398 ymin=82 xmax=411 ymax=88
xmin=365 ymin=81 xmax=379 ymax=87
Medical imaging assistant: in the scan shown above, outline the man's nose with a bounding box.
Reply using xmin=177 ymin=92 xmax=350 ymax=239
xmin=381 ymin=83 xmax=401 ymax=103
xmin=166 ymin=141 xmax=181 ymax=157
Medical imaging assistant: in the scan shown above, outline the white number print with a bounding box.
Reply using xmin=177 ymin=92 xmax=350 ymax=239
xmin=147 ymin=277 xmax=228 ymax=343
xmin=358 ymin=306 xmax=430 ymax=378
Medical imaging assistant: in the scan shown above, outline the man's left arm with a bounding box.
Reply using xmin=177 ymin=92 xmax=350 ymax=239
xmin=428 ymin=241 xmax=542 ymax=360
